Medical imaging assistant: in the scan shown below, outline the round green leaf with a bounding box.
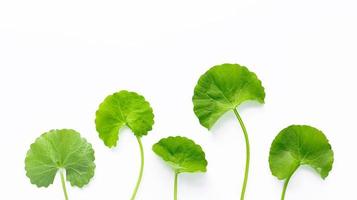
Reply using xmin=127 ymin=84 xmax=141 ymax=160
xmin=269 ymin=125 xmax=334 ymax=180
xmin=193 ymin=63 xmax=265 ymax=129
xmin=25 ymin=129 xmax=95 ymax=188
xmin=95 ymin=90 xmax=154 ymax=147
xmin=152 ymin=136 xmax=208 ymax=173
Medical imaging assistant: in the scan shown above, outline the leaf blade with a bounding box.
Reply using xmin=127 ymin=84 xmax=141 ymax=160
xmin=95 ymin=90 xmax=154 ymax=147
xmin=193 ymin=63 xmax=265 ymax=129
xmin=269 ymin=125 xmax=334 ymax=180
xmin=25 ymin=129 xmax=96 ymax=188
xmin=152 ymin=136 xmax=208 ymax=173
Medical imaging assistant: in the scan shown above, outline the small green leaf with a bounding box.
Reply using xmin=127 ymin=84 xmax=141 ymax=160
xmin=152 ymin=136 xmax=207 ymax=173
xmin=269 ymin=125 xmax=334 ymax=180
xmin=25 ymin=129 xmax=95 ymax=188
xmin=95 ymin=90 xmax=154 ymax=147
xmin=193 ymin=63 xmax=265 ymax=129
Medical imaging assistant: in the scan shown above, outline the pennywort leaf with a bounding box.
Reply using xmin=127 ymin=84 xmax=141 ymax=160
xmin=269 ymin=125 xmax=334 ymax=200
xmin=95 ymin=90 xmax=154 ymax=147
xmin=153 ymin=136 xmax=207 ymax=173
xmin=192 ymin=63 xmax=265 ymax=200
xmin=193 ymin=63 xmax=265 ymax=129
xmin=95 ymin=90 xmax=154 ymax=200
xmin=25 ymin=129 xmax=96 ymax=200
xmin=153 ymin=136 xmax=207 ymax=200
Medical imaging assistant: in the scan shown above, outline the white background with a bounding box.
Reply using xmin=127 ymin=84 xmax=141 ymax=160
xmin=0 ymin=0 xmax=356 ymax=199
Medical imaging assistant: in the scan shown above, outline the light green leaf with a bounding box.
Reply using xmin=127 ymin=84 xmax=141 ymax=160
xmin=152 ymin=136 xmax=207 ymax=173
xmin=193 ymin=63 xmax=265 ymax=129
xmin=95 ymin=90 xmax=154 ymax=147
xmin=269 ymin=125 xmax=334 ymax=180
xmin=25 ymin=129 xmax=95 ymax=188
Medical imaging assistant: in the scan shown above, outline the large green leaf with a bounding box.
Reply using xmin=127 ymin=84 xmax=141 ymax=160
xmin=95 ymin=90 xmax=154 ymax=147
xmin=269 ymin=125 xmax=334 ymax=180
xmin=25 ymin=129 xmax=95 ymax=188
xmin=152 ymin=136 xmax=207 ymax=173
xmin=193 ymin=63 xmax=265 ymax=129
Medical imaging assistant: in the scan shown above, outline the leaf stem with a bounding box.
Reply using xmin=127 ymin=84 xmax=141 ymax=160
xmin=131 ymin=136 xmax=145 ymax=200
xmin=60 ymin=169 xmax=69 ymax=200
xmin=233 ymin=108 xmax=250 ymax=200
xmin=281 ymin=166 xmax=299 ymax=200
xmin=174 ymin=172 xmax=179 ymax=200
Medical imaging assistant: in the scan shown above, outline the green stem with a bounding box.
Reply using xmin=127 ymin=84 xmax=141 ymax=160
xmin=233 ymin=108 xmax=250 ymax=200
xmin=174 ymin=172 xmax=179 ymax=200
xmin=60 ymin=169 xmax=69 ymax=200
xmin=130 ymin=136 xmax=145 ymax=200
xmin=281 ymin=166 xmax=298 ymax=200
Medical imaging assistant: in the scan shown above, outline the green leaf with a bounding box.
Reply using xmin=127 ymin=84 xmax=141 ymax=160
xmin=25 ymin=129 xmax=96 ymax=188
xmin=269 ymin=125 xmax=334 ymax=180
xmin=193 ymin=63 xmax=265 ymax=129
xmin=95 ymin=90 xmax=154 ymax=147
xmin=152 ymin=136 xmax=207 ymax=173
